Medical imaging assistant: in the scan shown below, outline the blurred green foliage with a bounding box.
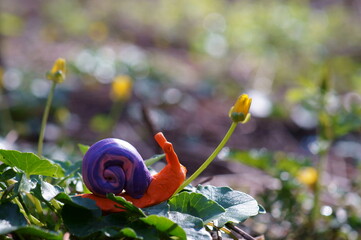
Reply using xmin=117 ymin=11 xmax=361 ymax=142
xmin=1 ymin=0 xmax=361 ymax=239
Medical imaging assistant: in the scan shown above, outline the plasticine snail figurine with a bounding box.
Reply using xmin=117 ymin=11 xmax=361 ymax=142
xmin=79 ymin=132 xmax=187 ymax=212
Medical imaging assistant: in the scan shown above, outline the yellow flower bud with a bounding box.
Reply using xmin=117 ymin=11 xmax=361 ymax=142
xmin=297 ymin=167 xmax=318 ymax=186
xmin=47 ymin=58 xmax=66 ymax=83
xmin=229 ymin=94 xmax=252 ymax=123
xmin=111 ymin=75 xmax=133 ymax=101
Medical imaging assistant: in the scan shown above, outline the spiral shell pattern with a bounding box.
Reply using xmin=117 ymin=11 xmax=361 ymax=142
xmin=82 ymin=138 xmax=152 ymax=199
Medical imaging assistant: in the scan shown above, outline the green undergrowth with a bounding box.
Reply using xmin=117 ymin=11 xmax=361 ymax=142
xmin=0 ymin=149 xmax=263 ymax=239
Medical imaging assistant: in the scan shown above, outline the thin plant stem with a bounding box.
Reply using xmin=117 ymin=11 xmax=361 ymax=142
xmin=13 ymin=195 xmax=43 ymax=226
xmin=145 ymin=154 xmax=165 ymax=167
xmin=310 ymin=149 xmax=328 ymax=228
xmin=172 ymin=122 xmax=238 ymax=196
xmin=0 ymin=87 xmax=14 ymax=134
xmin=109 ymin=99 xmax=123 ymax=127
xmin=309 ymin=86 xmax=332 ymax=229
xmin=225 ymin=223 xmax=256 ymax=240
xmin=25 ymin=192 xmax=44 ymax=216
xmin=37 ymin=81 xmax=57 ymax=157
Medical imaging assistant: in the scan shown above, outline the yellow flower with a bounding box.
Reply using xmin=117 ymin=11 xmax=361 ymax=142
xmin=46 ymin=58 xmax=66 ymax=83
xmin=229 ymin=94 xmax=252 ymax=123
xmin=297 ymin=167 xmax=318 ymax=186
xmin=111 ymin=75 xmax=133 ymax=101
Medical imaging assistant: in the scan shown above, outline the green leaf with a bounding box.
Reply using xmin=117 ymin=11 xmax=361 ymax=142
xmin=0 ymin=165 xmax=16 ymax=181
xmin=118 ymin=227 xmax=139 ymax=238
xmin=196 ymin=185 xmax=260 ymax=226
xmin=168 ymin=192 xmax=225 ymax=224
xmin=140 ymin=215 xmax=187 ymax=240
xmin=142 ymin=201 xmax=169 ymax=217
xmin=78 ymin=144 xmax=90 ymax=156
xmin=258 ymin=204 xmax=267 ymax=214
xmin=39 ymin=181 xmax=62 ymax=201
xmin=32 ymin=179 xmax=62 ymax=202
xmin=126 ymin=221 xmax=159 ymax=240
xmin=107 ymin=193 xmax=146 ymax=217
xmin=0 ymin=201 xmax=27 ymax=235
xmin=14 ymin=173 xmax=36 ymax=194
xmin=101 ymin=226 xmax=140 ymax=239
xmin=56 ymin=194 xmax=100 ymax=212
xmin=53 ymin=159 xmax=82 ymax=176
xmin=61 ymin=202 xmax=132 ymax=237
xmin=15 ymin=226 xmax=62 ymax=240
xmin=58 ymin=194 xmax=144 ymax=237
xmin=0 ymin=163 xmax=9 ymax=172
xmin=61 ymin=202 xmax=102 ymax=237
xmin=0 ymin=202 xmax=62 ymax=239
xmin=168 ymin=211 xmax=211 ymax=240
xmin=0 ymin=150 xmax=64 ymax=178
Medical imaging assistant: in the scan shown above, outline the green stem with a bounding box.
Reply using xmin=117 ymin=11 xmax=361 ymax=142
xmin=38 ymin=81 xmax=57 ymax=157
xmin=310 ymin=89 xmax=331 ymax=229
xmin=310 ymin=149 xmax=328 ymax=228
xmin=108 ymin=99 xmax=123 ymax=136
xmin=25 ymin=193 xmax=43 ymax=216
xmin=0 ymin=86 xmax=14 ymax=134
xmin=50 ymin=198 xmax=62 ymax=211
xmin=145 ymin=154 xmax=165 ymax=167
xmin=172 ymin=122 xmax=238 ymax=196
xmin=13 ymin=196 xmax=43 ymax=226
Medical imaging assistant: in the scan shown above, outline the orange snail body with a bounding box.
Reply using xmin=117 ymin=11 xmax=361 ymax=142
xmin=80 ymin=132 xmax=187 ymax=212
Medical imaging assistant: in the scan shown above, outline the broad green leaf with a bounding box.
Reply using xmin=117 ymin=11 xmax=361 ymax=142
xmin=0 ymin=165 xmax=16 ymax=181
xmin=61 ymin=202 xmax=132 ymax=237
xmin=61 ymin=202 xmax=103 ymax=237
xmin=14 ymin=173 xmax=36 ymax=194
xmin=140 ymin=215 xmax=187 ymax=240
xmin=0 ymin=201 xmax=27 ymax=234
xmin=196 ymin=185 xmax=260 ymax=226
xmin=0 ymin=150 xmax=64 ymax=178
xmin=39 ymin=181 xmax=62 ymax=201
xmin=32 ymin=179 xmax=62 ymax=202
xmin=127 ymin=217 xmax=184 ymax=240
xmin=78 ymin=144 xmax=90 ymax=156
xmin=53 ymin=159 xmax=82 ymax=176
xmin=0 ymin=202 xmax=62 ymax=239
xmin=142 ymin=201 xmax=169 ymax=217
xmin=126 ymin=221 xmax=160 ymax=240
xmin=56 ymin=194 xmax=100 ymax=212
xmin=168 ymin=192 xmax=225 ymax=224
xmin=168 ymin=211 xmax=211 ymax=240
xmin=107 ymin=193 xmax=146 ymax=217
xmin=59 ymin=194 xmax=144 ymax=237
xmin=15 ymin=226 xmax=62 ymax=240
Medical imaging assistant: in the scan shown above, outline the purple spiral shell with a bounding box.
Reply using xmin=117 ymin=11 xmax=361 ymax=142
xmin=82 ymin=138 xmax=152 ymax=199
